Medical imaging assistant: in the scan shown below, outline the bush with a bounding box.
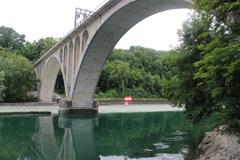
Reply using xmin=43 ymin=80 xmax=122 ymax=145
xmin=0 ymin=48 xmax=35 ymax=102
xmin=0 ymin=71 xmax=5 ymax=101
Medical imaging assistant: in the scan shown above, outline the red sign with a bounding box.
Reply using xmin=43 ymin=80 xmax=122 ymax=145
xmin=124 ymin=96 xmax=133 ymax=102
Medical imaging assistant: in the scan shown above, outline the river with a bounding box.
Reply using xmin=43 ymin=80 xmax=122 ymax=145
xmin=0 ymin=104 xmax=219 ymax=160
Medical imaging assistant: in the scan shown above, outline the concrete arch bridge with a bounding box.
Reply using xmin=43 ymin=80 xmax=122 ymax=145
xmin=34 ymin=0 xmax=192 ymax=113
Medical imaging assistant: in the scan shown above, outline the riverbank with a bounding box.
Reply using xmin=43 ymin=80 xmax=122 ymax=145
xmin=0 ymin=103 xmax=182 ymax=114
xmin=197 ymin=126 xmax=240 ymax=160
xmin=0 ymin=102 xmax=58 ymax=114
xmin=0 ymin=99 xmax=170 ymax=115
xmin=99 ymin=104 xmax=183 ymax=113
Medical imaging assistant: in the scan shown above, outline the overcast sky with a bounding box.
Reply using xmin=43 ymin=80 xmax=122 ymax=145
xmin=0 ymin=0 xmax=192 ymax=51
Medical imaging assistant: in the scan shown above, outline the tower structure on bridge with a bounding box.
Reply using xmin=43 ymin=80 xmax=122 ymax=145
xmin=74 ymin=8 xmax=93 ymax=27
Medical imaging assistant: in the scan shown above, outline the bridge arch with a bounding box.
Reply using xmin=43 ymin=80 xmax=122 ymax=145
xmin=39 ymin=56 xmax=66 ymax=102
xmin=72 ymin=0 xmax=192 ymax=107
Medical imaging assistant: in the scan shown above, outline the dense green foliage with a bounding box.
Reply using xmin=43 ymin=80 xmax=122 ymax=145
xmin=0 ymin=26 xmax=58 ymax=61
xmin=0 ymin=26 xmax=57 ymax=102
xmin=96 ymin=46 xmax=180 ymax=98
xmin=163 ymin=14 xmax=217 ymax=122
xmin=0 ymin=26 xmax=26 ymax=51
xmin=20 ymin=37 xmax=58 ymax=61
xmin=0 ymin=48 xmax=35 ymax=102
xmin=0 ymin=71 xmax=6 ymax=102
xmin=163 ymin=0 xmax=240 ymax=128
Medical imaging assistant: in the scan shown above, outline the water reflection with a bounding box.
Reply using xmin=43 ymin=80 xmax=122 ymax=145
xmin=58 ymin=116 xmax=99 ymax=160
xmin=32 ymin=116 xmax=58 ymax=159
xmin=0 ymin=112 xmax=220 ymax=160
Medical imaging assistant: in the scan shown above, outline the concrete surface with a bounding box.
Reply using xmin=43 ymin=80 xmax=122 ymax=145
xmin=0 ymin=104 xmax=183 ymax=114
xmin=0 ymin=105 xmax=59 ymax=114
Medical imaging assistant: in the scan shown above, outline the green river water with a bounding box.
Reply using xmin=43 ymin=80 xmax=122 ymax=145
xmin=0 ymin=105 xmax=220 ymax=160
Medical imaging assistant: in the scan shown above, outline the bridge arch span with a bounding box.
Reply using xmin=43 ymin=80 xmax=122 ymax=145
xmin=39 ymin=56 xmax=66 ymax=102
xmin=71 ymin=0 xmax=192 ymax=107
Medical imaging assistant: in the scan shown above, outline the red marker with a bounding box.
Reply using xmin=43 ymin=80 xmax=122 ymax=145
xmin=124 ymin=96 xmax=132 ymax=105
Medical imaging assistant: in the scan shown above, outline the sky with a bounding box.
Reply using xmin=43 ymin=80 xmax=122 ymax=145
xmin=0 ymin=0 xmax=192 ymax=51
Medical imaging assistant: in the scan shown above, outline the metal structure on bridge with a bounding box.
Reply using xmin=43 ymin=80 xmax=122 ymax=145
xmin=74 ymin=8 xmax=93 ymax=27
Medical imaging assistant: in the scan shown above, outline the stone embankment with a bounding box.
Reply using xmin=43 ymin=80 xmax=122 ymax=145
xmin=197 ymin=126 xmax=240 ymax=160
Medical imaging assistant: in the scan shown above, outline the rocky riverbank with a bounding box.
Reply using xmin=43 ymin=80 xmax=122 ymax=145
xmin=197 ymin=126 xmax=240 ymax=160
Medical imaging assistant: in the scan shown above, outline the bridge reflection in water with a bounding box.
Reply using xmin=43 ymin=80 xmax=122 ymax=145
xmin=0 ymin=112 xmax=219 ymax=160
xmin=57 ymin=116 xmax=99 ymax=160
xmin=33 ymin=115 xmax=99 ymax=160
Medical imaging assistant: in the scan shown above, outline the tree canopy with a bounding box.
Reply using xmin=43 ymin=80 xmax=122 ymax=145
xmin=0 ymin=26 xmax=58 ymax=61
xmin=0 ymin=48 xmax=35 ymax=102
xmin=0 ymin=26 xmax=26 ymax=51
xmin=97 ymin=46 xmax=180 ymax=98
xmin=20 ymin=37 xmax=58 ymax=61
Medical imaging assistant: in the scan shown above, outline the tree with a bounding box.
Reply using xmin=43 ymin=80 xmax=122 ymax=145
xmin=163 ymin=0 xmax=240 ymax=128
xmin=0 ymin=26 xmax=58 ymax=62
xmin=193 ymin=0 xmax=240 ymax=128
xmin=163 ymin=13 xmax=217 ymax=122
xmin=0 ymin=48 xmax=35 ymax=102
xmin=97 ymin=47 xmax=178 ymax=98
xmin=20 ymin=37 xmax=58 ymax=61
xmin=0 ymin=71 xmax=5 ymax=102
xmin=0 ymin=26 xmax=26 ymax=51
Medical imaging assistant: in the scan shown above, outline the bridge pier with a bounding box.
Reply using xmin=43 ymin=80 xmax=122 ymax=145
xmin=58 ymin=99 xmax=98 ymax=115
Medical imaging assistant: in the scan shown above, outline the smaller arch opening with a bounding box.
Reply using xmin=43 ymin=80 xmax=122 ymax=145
xmin=59 ymin=49 xmax=63 ymax=63
xmin=68 ymin=41 xmax=74 ymax=88
xmin=82 ymin=30 xmax=89 ymax=51
xmin=63 ymin=45 xmax=68 ymax=75
xmin=74 ymin=36 xmax=81 ymax=72
xmin=53 ymin=71 xmax=66 ymax=102
xmin=39 ymin=57 xmax=65 ymax=102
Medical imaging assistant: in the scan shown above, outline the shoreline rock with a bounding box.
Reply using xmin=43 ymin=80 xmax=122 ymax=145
xmin=197 ymin=126 xmax=240 ymax=160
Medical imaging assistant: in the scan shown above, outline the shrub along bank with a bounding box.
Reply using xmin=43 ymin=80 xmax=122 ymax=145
xmin=0 ymin=48 xmax=35 ymax=102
